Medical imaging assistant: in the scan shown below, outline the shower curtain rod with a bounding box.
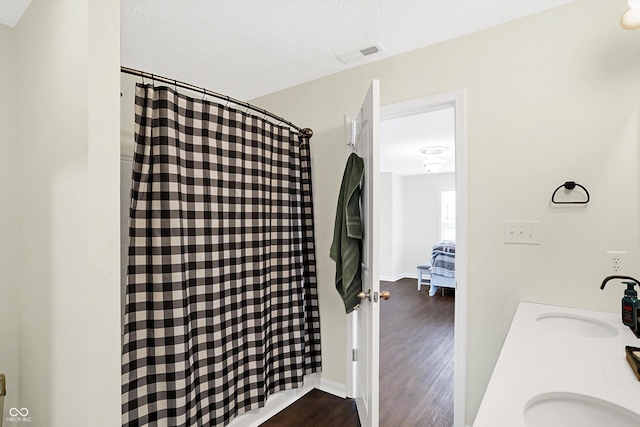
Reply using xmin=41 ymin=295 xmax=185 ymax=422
xmin=120 ymin=66 xmax=313 ymax=138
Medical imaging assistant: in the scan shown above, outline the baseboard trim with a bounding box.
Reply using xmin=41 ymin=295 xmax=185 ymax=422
xmin=379 ymin=274 xmax=403 ymax=282
xmin=227 ymin=373 xmax=318 ymax=427
xmin=380 ymin=273 xmax=418 ymax=282
xmin=316 ymin=377 xmax=347 ymax=398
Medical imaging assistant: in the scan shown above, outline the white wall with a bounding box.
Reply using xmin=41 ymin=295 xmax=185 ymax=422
xmin=0 ymin=1 xmax=121 ymax=425
xmin=251 ymin=1 xmax=640 ymax=424
xmin=380 ymin=172 xmax=406 ymax=280
xmin=0 ymin=21 xmax=20 ymax=414
xmin=87 ymin=2 xmax=121 ymax=423
xmin=391 ymin=173 xmax=404 ymax=277
xmin=400 ymin=173 xmax=455 ymax=275
xmin=380 ymin=173 xmax=394 ymax=279
xmin=380 ymin=172 xmax=455 ymax=280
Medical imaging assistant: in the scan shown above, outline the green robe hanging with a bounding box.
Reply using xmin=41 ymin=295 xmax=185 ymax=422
xmin=330 ymin=152 xmax=365 ymax=314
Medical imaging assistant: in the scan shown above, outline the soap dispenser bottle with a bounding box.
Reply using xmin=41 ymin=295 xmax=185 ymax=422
xmin=622 ymin=282 xmax=638 ymax=328
xmin=601 ymin=275 xmax=640 ymax=335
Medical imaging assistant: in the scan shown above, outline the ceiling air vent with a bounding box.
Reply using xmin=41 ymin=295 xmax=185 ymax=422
xmin=337 ymin=42 xmax=385 ymax=64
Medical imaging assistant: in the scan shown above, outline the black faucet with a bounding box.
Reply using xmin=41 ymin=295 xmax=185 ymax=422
xmin=600 ymin=275 xmax=640 ymax=290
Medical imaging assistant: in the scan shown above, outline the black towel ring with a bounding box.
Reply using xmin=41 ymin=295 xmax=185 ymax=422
xmin=551 ymin=181 xmax=590 ymax=205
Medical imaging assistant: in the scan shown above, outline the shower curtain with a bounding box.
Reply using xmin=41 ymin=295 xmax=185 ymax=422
xmin=122 ymin=84 xmax=321 ymax=426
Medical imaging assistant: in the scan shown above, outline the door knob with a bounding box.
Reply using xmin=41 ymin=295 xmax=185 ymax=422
xmin=357 ymin=290 xmax=390 ymax=302
xmin=357 ymin=290 xmax=371 ymax=301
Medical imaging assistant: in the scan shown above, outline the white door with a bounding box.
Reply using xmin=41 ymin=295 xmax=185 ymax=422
xmin=352 ymin=80 xmax=381 ymax=427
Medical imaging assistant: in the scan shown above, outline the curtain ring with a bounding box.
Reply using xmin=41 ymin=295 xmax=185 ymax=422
xmin=202 ymin=88 xmax=207 ymax=101
xmin=151 ymin=74 xmax=155 ymax=88
xmin=225 ymin=96 xmax=230 ymax=108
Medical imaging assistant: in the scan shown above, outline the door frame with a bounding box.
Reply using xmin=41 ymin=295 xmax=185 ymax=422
xmin=345 ymin=89 xmax=467 ymax=427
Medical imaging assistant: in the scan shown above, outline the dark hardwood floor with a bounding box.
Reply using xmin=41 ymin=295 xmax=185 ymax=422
xmin=379 ymin=278 xmax=455 ymax=427
xmin=259 ymin=389 xmax=359 ymax=427
xmin=259 ymin=278 xmax=454 ymax=427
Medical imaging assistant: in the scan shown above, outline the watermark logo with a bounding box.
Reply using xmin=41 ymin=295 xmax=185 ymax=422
xmin=6 ymin=407 xmax=31 ymax=423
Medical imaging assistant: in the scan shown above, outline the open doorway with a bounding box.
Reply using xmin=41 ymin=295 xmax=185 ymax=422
xmin=344 ymin=90 xmax=466 ymax=427
xmin=377 ymin=93 xmax=465 ymax=426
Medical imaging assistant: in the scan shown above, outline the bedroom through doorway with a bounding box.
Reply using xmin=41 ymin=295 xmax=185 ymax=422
xmin=378 ymin=101 xmax=457 ymax=427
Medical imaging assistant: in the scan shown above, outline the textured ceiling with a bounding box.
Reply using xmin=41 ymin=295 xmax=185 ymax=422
xmin=0 ymin=0 xmax=576 ymax=176
xmin=120 ymin=0 xmax=575 ymax=176
xmin=121 ymin=0 xmax=575 ymax=101
xmin=0 ymin=0 xmax=32 ymax=28
xmin=381 ymin=106 xmax=455 ymax=176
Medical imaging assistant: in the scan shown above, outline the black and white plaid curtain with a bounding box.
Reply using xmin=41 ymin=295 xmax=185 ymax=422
xmin=122 ymin=84 xmax=321 ymax=426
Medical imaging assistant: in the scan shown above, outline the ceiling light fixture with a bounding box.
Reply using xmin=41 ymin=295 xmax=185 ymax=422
xmin=420 ymin=146 xmax=448 ymax=174
xmin=423 ymin=157 xmax=446 ymax=173
xmin=621 ymin=0 xmax=640 ymax=30
xmin=419 ymin=146 xmax=449 ymax=156
xmin=424 ymin=163 xmax=444 ymax=174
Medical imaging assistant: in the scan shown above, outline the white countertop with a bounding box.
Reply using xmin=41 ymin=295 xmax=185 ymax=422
xmin=473 ymin=302 xmax=640 ymax=427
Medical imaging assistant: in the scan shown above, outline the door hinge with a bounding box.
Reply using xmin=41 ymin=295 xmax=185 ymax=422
xmin=352 ymin=349 xmax=358 ymax=362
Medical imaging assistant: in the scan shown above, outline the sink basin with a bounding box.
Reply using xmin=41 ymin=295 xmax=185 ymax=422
xmin=536 ymin=313 xmax=618 ymax=338
xmin=525 ymin=392 xmax=640 ymax=427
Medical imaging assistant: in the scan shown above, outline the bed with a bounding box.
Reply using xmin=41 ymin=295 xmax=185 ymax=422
xmin=426 ymin=240 xmax=456 ymax=297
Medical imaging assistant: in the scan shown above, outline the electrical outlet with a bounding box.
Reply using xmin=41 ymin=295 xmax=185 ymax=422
xmin=504 ymin=221 xmax=540 ymax=245
xmin=605 ymin=251 xmax=627 ymax=274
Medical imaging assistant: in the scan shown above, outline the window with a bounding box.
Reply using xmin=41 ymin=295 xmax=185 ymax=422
xmin=440 ymin=189 xmax=456 ymax=241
